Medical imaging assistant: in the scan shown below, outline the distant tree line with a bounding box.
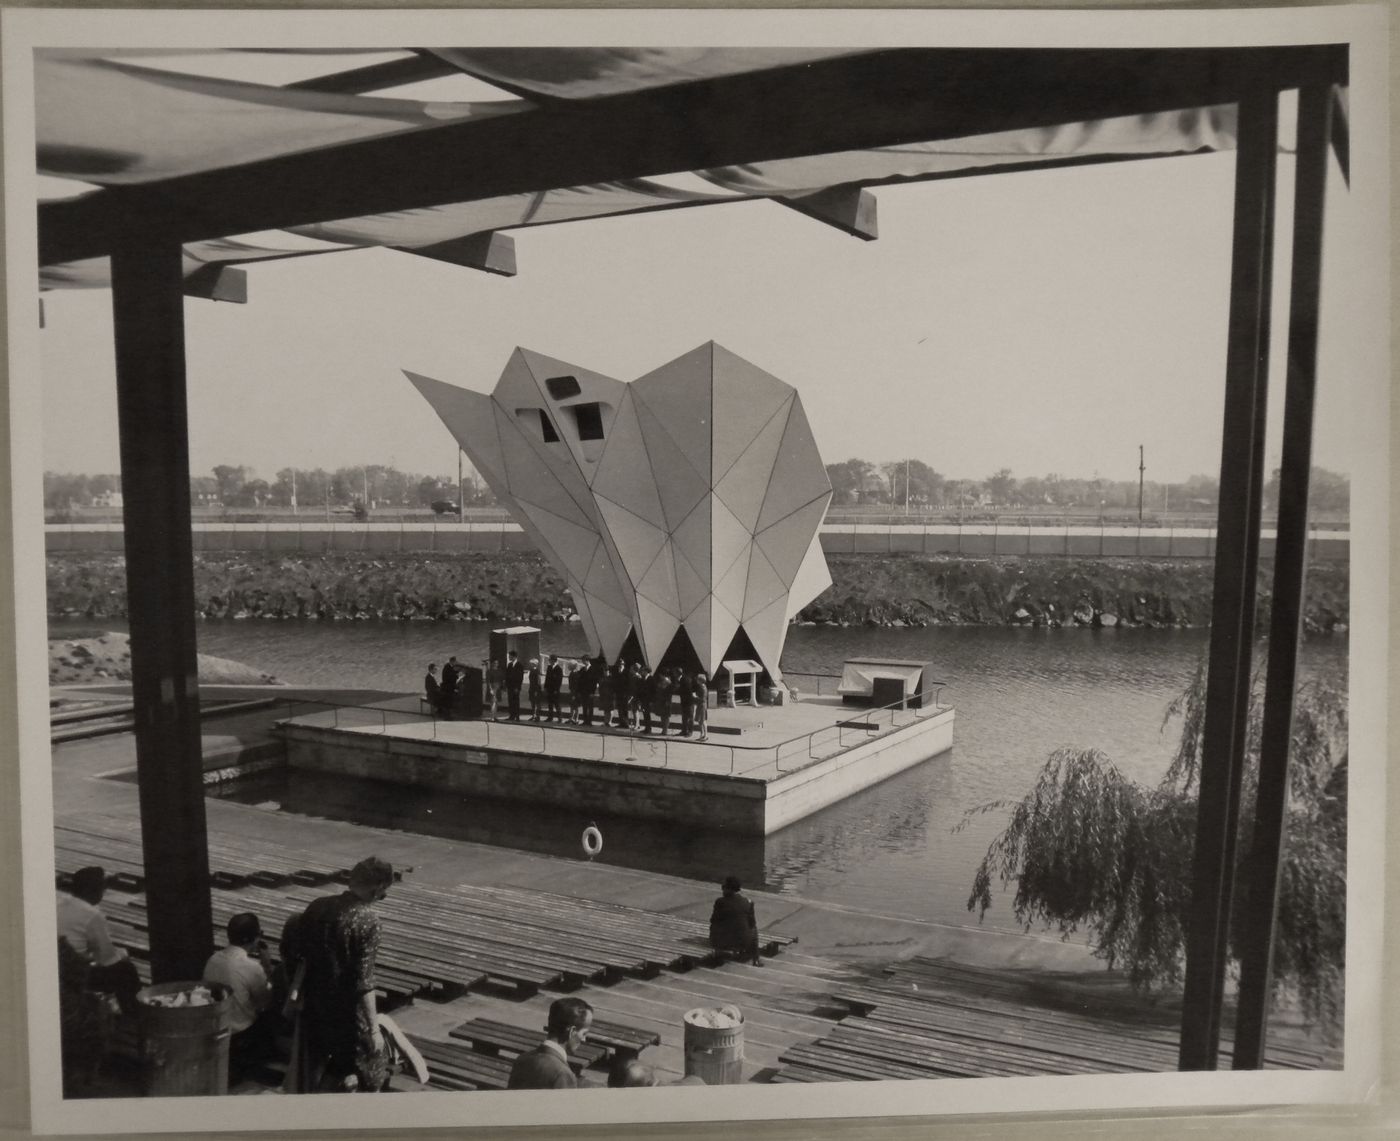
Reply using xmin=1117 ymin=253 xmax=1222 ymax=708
xmin=43 ymin=464 xmax=498 ymax=511
xmin=824 ymin=459 xmax=1350 ymax=516
xmin=43 ymin=459 xmax=1350 ymax=517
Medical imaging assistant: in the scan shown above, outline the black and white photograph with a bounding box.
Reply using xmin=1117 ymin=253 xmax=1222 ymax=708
xmin=1 ymin=5 xmax=1390 ymax=1136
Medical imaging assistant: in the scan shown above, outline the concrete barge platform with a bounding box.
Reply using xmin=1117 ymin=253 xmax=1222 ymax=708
xmin=278 ymin=695 xmax=955 ymax=835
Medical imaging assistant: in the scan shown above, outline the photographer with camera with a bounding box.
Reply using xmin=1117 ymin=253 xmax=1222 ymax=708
xmin=203 ymin=912 xmax=281 ymax=1082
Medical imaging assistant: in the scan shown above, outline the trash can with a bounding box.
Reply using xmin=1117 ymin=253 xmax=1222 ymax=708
xmin=136 ymin=981 xmax=232 ymax=1097
xmin=682 ymin=1006 xmax=744 ymax=1085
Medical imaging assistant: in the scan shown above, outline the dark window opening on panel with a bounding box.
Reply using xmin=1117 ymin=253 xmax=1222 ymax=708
xmin=538 ymin=410 xmax=560 ymax=443
xmin=571 ymin=403 xmax=605 ymax=442
xmin=545 ymin=375 xmax=582 ymax=401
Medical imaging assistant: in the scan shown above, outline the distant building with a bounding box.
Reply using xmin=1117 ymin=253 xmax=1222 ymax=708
xmin=91 ymin=489 xmax=123 ymax=509
xmin=407 ymin=343 xmax=833 ymax=680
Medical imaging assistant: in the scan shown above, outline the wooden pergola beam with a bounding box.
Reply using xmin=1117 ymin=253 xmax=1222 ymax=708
xmin=39 ymin=45 xmax=1347 ymax=268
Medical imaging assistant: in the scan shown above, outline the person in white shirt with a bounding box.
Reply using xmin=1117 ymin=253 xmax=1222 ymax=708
xmin=57 ymin=866 xmax=140 ymax=1015
xmin=203 ymin=912 xmax=277 ymax=1079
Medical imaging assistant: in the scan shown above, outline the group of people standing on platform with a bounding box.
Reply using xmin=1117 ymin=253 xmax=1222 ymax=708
xmin=426 ymin=652 xmax=712 ymax=739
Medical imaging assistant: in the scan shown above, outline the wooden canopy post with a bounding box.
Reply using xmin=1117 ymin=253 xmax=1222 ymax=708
xmin=110 ymin=239 xmax=214 ymax=983
xmin=1231 ymin=81 xmax=1336 ymax=1070
xmin=1178 ymin=84 xmax=1280 ymax=1071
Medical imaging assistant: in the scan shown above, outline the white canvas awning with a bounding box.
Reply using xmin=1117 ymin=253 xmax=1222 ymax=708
xmin=36 ymin=47 xmax=1314 ymax=291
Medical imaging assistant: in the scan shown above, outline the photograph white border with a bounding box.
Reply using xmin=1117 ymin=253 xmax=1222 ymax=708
xmin=3 ymin=4 xmax=1390 ymax=1136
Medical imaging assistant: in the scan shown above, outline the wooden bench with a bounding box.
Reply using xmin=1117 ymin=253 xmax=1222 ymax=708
xmin=409 ymin=1036 xmax=516 ymax=1091
xmin=448 ymin=1018 xmax=605 ymax=1072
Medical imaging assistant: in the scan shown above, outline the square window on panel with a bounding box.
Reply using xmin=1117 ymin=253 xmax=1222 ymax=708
xmin=571 ymin=403 xmax=605 ymax=442
xmin=545 ymin=375 xmax=582 ymax=401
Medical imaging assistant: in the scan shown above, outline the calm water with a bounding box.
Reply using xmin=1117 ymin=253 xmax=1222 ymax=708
xmin=59 ymin=618 xmax=1347 ymax=935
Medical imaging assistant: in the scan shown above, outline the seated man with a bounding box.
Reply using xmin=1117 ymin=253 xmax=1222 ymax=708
xmin=507 ymin=997 xmax=593 ymax=1090
xmin=203 ymin=912 xmax=279 ymax=1080
xmin=57 ymin=866 xmax=141 ymax=1014
xmin=708 ymin=875 xmax=762 ymax=966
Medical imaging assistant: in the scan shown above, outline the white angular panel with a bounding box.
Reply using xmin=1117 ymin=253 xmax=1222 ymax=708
xmin=713 ymin=539 xmax=751 ymax=618
xmin=635 ymin=593 xmax=682 ymax=669
xmin=682 ymin=600 xmax=713 ymax=677
xmin=587 ymin=593 xmax=636 ymax=660
xmin=755 ymin=396 xmax=832 ymax=532
xmin=632 ymin=396 xmax=710 ymax=530
xmin=673 ymin=545 xmax=709 ymax=617
xmin=590 ymin=393 xmax=666 ymax=525
xmin=756 ymin=493 xmax=830 ymax=585
xmin=710 ymin=498 xmax=751 ymax=583
xmin=595 ymin=497 xmax=668 ymax=586
xmin=710 ymin=344 xmax=794 ymax=476
xmin=741 ymin=542 xmax=789 ymax=622
xmin=787 ymin=532 xmax=834 ymax=618
xmin=743 ymin=593 xmax=792 ymax=680
xmin=671 ymin=499 xmax=712 ymax=584
xmin=636 ymin=543 xmax=681 ymax=617
xmin=714 ymin=396 xmax=793 ymax=530
xmin=569 ymin=584 xmax=601 ymax=651
xmin=404 ymin=373 xmax=508 ymax=486
xmin=516 ymin=501 xmax=600 ymax=580
xmin=584 ymin=537 xmax=631 ymax=614
xmin=633 ymin=343 xmax=714 ymax=479
xmin=706 ymin=599 xmax=742 ymax=675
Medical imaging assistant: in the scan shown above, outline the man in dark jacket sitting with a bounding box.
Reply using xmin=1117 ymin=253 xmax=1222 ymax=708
xmin=507 ymin=997 xmax=594 ymax=1089
xmin=709 ymin=876 xmax=762 ymax=966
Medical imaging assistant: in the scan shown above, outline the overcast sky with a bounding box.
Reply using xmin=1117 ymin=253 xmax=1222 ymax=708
xmin=38 ymin=136 xmax=1360 ymax=486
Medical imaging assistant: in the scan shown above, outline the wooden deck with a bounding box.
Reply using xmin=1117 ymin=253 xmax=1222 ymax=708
xmin=55 ymin=813 xmax=1339 ymax=1087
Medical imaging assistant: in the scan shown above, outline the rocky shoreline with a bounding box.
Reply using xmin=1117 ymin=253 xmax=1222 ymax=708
xmin=49 ymin=630 xmax=284 ymax=686
xmin=47 ymin=551 xmax=1350 ymax=635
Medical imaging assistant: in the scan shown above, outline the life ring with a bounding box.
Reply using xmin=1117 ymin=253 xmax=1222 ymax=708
xmin=581 ymin=825 xmax=603 ymax=858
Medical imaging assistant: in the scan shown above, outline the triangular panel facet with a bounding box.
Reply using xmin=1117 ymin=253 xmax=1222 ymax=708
xmin=755 ymin=494 xmax=830 ymax=585
xmin=713 ymin=540 xmax=752 ymax=619
xmin=635 ymin=593 xmax=682 ymax=670
xmin=714 ymin=397 xmax=793 ymax=531
xmin=742 ymin=594 xmax=791 ymax=680
xmin=516 ymin=502 xmax=600 ymax=584
xmin=710 ymin=498 xmax=752 ymax=584
xmin=671 ymin=499 xmax=712 ymax=584
xmin=633 ymin=344 xmax=714 ymax=479
xmin=707 ymin=602 xmax=742 ymax=677
xmin=787 ymin=533 xmax=834 ymax=617
xmin=673 ymin=545 xmax=710 ymax=617
xmin=590 ymin=394 xmax=666 ymax=525
xmin=586 ymin=592 xmax=637 ymax=661
xmin=741 ymin=542 xmax=789 ymax=622
xmin=681 ymin=602 xmax=714 ymax=677
xmin=636 ymin=544 xmax=682 ymax=618
xmin=595 ymin=497 xmax=668 ymax=586
xmin=632 ymin=397 xmax=710 ymax=530
xmin=755 ymin=397 xmax=832 ymax=532
xmin=711 ymin=345 xmax=796 ymax=476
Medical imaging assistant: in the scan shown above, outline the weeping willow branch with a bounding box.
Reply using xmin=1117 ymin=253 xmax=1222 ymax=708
xmin=966 ymin=656 xmax=1348 ymax=1029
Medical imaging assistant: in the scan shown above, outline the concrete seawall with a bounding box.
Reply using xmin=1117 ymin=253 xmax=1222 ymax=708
xmin=44 ymin=520 xmax=1350 ymax=561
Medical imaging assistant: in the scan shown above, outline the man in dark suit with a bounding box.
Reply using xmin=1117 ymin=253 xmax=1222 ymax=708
xmin=677 ymin=669 xmax=696 ymax=737
xmin=709 ymin=876 xmax=762 ymax=966
xmin=507 ymin=997 xmax=593 ymax=1090
xmin=545 ymin=655 xmax=564 ymax=722
xmin=424 ymin=664 xmax=441 ymax=716
xmin=438 ymin=657 xmax=460 ymax=719
xmin=504 ymin=650 xmax=525 ymax=721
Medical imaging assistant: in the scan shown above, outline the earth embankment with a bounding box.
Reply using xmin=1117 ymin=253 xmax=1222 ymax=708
xmin=47 ymin=551 xmax=1349 ymax=634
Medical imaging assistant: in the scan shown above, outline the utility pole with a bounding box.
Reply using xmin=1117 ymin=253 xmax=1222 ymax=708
xmin=458 ymin=450 xmax=465 ymax=523
xmin=905 ymin=458 xmax=911 ymax=515
xmin=290 ymin=467 xmax=297 ymax=515
xmin=1138 ymin=445 xmax=1146 ymax=524
xmin=362 ymin=467 xmax=370 ymax=512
